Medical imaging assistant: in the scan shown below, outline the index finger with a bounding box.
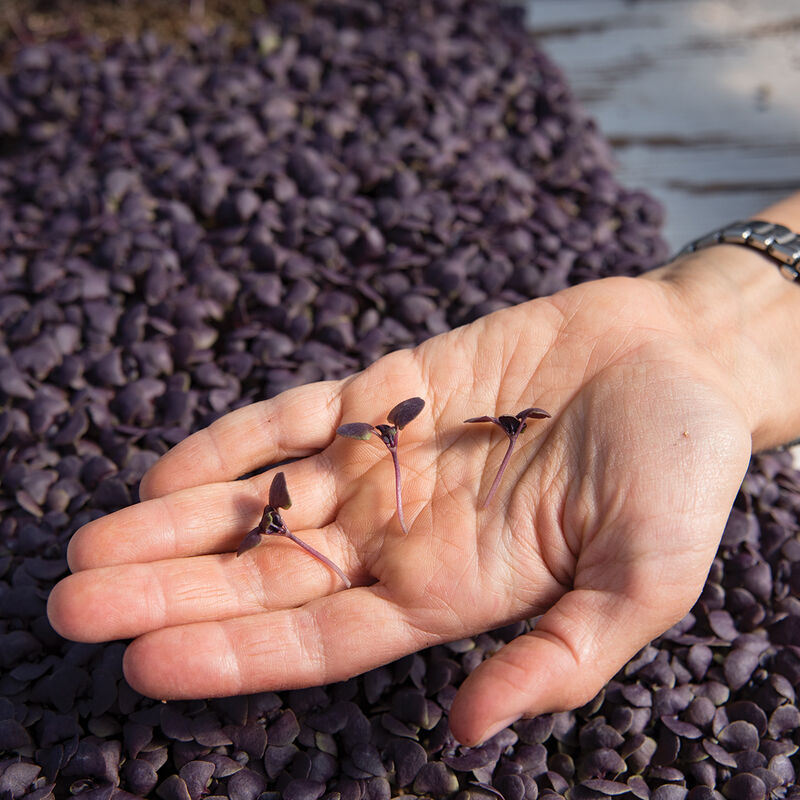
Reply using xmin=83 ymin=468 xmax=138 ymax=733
xmin=140 ymin=379 xmax=346 ymax=501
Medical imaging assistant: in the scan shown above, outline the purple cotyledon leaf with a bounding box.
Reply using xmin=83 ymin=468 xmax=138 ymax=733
xmin=386 ymin=397 xmax=424 ymax=430
xmin=336 ymin=422 xmax=375 ymax=440
xmin=268 ymin=470 xmax=292 ymax=509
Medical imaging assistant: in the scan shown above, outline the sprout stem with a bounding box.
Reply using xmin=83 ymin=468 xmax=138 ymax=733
xmin=390 ymin=447 xmax=409 ymax=535
xmin=482 ymin=433 xmax=518 ymax=509
xmin=286 ymin=532 xmax=351 ymax=588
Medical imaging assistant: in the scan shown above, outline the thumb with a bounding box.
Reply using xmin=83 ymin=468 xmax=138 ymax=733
xmin=447 ymin=582 xmax=689 ymax=747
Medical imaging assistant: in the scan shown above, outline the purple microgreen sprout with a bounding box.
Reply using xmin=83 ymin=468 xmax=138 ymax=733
xmin=336 ymin=397 xmax=425 ymax=535
xmin=465 ymin=406 xmax=551 ymax=508
xmin=236 ymin=471 xmax=351 ymax=589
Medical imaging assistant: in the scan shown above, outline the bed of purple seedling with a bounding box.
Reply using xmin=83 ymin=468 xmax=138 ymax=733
xmin=0 ymin=1 xmax=797 ymax=798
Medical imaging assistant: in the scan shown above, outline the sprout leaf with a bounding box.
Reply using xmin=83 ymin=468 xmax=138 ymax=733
xmin=269 ymin=471 xmax=292 ymax=509
xmin=236 ymin=529 xmax=262 ymax=557
xmin=387 ymin=397 xmax=425 ymax=430
xmin=517 ymin=407 xmax=551 ymax=421
xmin=336 ymin=422 xmax=375 ymax=440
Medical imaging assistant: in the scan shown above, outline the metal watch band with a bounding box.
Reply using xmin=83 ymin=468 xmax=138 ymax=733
xmin=677 ymin=220 xmax=800 ymax=282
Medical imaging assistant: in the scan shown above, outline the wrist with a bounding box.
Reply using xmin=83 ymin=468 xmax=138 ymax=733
xmin=643 ymin=207 xmax=800 ymax=451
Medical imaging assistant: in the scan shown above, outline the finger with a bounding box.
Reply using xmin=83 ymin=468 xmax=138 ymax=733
xmin=448 ymin=580 xmax=686 ymax=747
xmin=120 ymin=586 xmax=425 ymax=699
xmin=139 ymin=380 xmax=344 ymax=501
xmin=67 ymin=457 xmax=339 ymax=571
xmin=49 ymin=526 xmax=356 ymax=643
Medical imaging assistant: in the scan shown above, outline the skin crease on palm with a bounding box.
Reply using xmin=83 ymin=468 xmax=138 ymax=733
xmin=48 ymin=220 xmax=800 ymax=747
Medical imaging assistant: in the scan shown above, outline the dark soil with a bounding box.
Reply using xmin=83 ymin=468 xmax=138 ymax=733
xmin=1 ymin=0 xmax=275 ymax=66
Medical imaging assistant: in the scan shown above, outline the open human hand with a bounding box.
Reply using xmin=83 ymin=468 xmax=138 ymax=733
xmin=47 ymin=270 xmax=755 ymax=746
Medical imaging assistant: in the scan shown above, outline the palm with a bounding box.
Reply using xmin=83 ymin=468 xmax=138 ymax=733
xmin=48 ymin=275 xmax=752 ymax=745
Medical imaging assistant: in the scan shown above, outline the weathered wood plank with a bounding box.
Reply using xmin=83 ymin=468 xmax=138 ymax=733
xmin=525 ymin=0 xmax=800 ymax=249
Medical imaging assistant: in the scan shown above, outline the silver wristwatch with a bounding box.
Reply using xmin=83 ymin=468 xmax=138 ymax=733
xmin=678 ymin=220 xmax=800 ymax=282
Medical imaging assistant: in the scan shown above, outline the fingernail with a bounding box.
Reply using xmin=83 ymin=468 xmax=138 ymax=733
xmin=474 ymin=714 xmax=520 ymax=746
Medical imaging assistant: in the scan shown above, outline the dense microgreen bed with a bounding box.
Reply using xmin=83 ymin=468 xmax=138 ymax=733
xmin=0 ymin=1 xmax=797 ymax=798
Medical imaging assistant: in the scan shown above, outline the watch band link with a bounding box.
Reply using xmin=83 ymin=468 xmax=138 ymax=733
xmin=678 ymin=220 xmax=800 ymax=282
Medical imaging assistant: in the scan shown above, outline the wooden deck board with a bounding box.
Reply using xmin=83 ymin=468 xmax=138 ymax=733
xmin=525 ymin=0 xmax=800 ymax=251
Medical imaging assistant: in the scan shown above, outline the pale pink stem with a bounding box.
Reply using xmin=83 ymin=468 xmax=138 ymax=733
xmin=286 ymin=532 xmax=351 ymax=588
xmin=390 ymin=448 xmax=409 ymax=535
xmin=482 ymin=433 xmax=519 ymax=508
